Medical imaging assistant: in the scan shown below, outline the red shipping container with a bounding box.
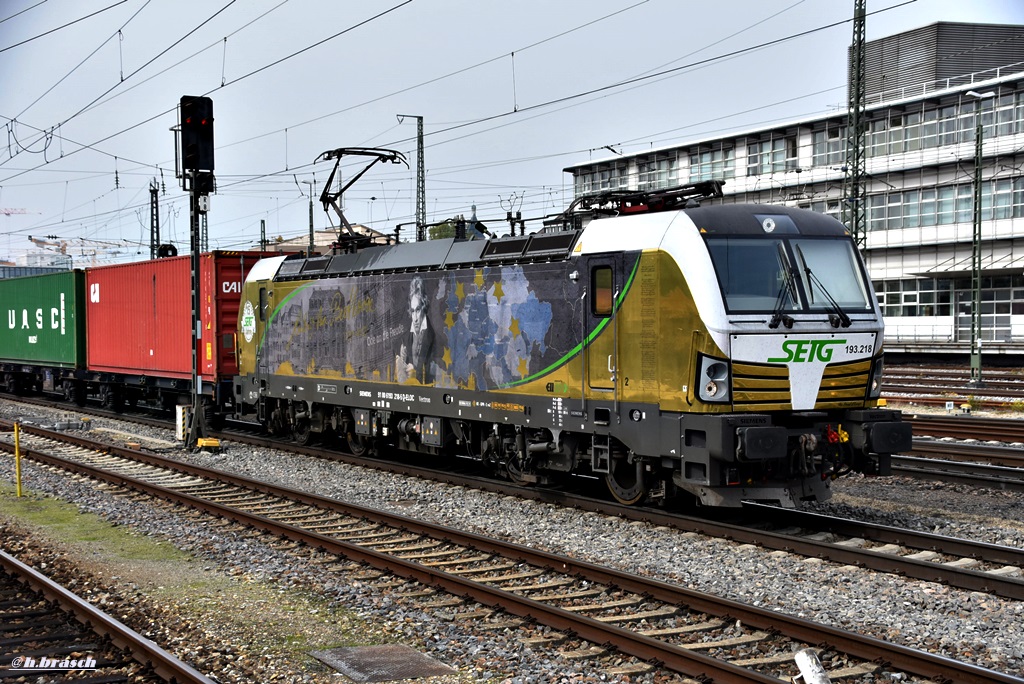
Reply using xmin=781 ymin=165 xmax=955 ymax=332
xmin=200 ymin=251 xmax=267 ymax=380
xmin=86 ymin=252 xmax=268 ymax=385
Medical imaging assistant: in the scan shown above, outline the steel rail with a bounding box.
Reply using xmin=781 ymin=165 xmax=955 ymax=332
xmin=886 ymin=394 xmax=1010 ymax=409
xmin=740 ymin=502 xmax=1024 ymax=568
xmin=0 ymin=548 xmax=217 ymax=684
xmin=0 ymin=430 xmax=777 ymax=682
xmin=1 ymin=422 xmax=1018 ymax=683
xmin=886 ymin=382 xmax=1024 ymax=399
xmin=889 ymin=366 xmax=1023 ymax=379
xmin=908 ymin=440 xmax=1024 ymax=468
xmin=907 ymin=414 xmax=1024 ymax=441
xmin=219 ymin=429 xmax=1024 ymax=599
xmin=4 ymin=413 xmax=1023 ymax=598
xmin=893 ymin=454 xmax=1024 ymax=492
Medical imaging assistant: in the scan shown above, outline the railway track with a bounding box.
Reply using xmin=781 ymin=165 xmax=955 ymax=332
xmin=898 ymin=413 xmax=1024 ymax=489
xmin=893 ymin=453 xmax=1024 ymax=492
xmin=4 ymin=396 xmax=1024 ymax=596
xmin=738 ymin=502 xmax=1024 ymax=590
xmin=208 ymin=420 xmax=1024 ymax=599
xmin=0 ymin=420 xmax=1020 ymax=683
xmin=0 ymin=545 xmax=215 ymax=683
xmin=885 ymin=364 xmax=1024 ymax=409
xmin=907 ymin=413 xmax=1024 ymax=442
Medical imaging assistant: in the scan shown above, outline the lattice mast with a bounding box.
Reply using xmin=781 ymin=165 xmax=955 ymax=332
xmin=149 ymin=180 xmax=160 ymax=260
xmin=843 ymin=0 xmax=867 ymax=249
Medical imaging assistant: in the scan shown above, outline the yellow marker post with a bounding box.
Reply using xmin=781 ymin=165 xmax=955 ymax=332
xmin=13 ymin=422 xmax=23 ymax=498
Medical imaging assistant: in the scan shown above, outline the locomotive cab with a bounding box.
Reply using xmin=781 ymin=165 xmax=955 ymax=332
xmin=674 ymin=206 xmax=910 ymax=505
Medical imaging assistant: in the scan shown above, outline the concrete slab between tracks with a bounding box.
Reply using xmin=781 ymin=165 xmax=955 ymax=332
xmin=311 ymin=644 xmax=456 ymax=682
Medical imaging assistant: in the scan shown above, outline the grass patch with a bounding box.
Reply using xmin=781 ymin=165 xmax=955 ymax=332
xmin=0 ymin=481 xmax=371 ymax=659
xmin=0 ymin=484 xmax=188 ymax=563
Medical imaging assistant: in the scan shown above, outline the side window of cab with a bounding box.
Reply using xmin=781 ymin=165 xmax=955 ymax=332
xmin=592 ymin=266 xmax=613 ymax=316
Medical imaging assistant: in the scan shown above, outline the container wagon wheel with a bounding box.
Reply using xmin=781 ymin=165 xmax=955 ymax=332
xmin=99 ymin=383 xmax=123 ymax=412
xmin=605 ymin=455 xmax=647 ymax=505
xmin=202 ymin=399 xmax=224 ymax=431
xmin=4 ymin=373 xmax=21 ymax=395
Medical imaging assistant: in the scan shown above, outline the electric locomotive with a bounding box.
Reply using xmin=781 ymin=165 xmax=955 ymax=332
xmin=233 ymin=182 xmax=911 ymax=507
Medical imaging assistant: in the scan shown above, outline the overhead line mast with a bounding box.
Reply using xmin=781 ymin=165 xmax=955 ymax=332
xmin=149 ymin=180 xmax=160 ymax=260
xmin=398 ymin=114 xmax=426 ymax=241
xmin=843 ymin=0 xmax=867 ymax=249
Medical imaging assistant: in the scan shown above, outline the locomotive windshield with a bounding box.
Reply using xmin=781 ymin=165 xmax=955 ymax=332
xmin=706 ymin=236 xmax=872 ymax=314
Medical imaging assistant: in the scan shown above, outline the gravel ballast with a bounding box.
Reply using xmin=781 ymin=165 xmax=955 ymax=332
xmin=2 ymin=399 xmax=1023 ymax=682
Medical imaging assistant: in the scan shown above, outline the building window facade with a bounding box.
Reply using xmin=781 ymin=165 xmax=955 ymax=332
xmin=873 ymin=278 xmax=953 ymax=317
xmin=864 ymin=177 xmax=1024 ymax=232
xmin=638 ymin=154 xmax=679 ymax=190
xmin=574 ymin=172 xmax=595 ymax=196
xmin=689 ymin=147 xmax=734 ymax=182
xmin=812 ymin=125 xmax=845 ymax=167
xmin=807 ymin=199 xmax=842 ymax=221
xmin=809 ymin=93 xmax=1024 ymax=165
xmin=746 ymin=137 xmax=797 ymax=176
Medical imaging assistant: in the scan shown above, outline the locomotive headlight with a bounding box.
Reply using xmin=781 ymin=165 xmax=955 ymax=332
xmin=697 ymin=354 xmax=731 ymax=403
xmin=706 ymin=362 xmax=727 ymax=379
xmin=868 ymin=357 xmax=885 ymax=398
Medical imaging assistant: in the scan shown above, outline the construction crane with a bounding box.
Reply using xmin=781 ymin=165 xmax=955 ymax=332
xmin=27 ymin=235 xmax=128 ymax=267
xmin=28 ymin=235 xmax=68 ymax=253
xmin=25 ymin=235 xmax=71 ymax=269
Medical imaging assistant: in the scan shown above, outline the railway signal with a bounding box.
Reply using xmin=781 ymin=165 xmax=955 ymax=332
xmin=177 ymin=95 xmax=216 ymax=449
xmin=179 ymin=95 xmax=214 ymax=171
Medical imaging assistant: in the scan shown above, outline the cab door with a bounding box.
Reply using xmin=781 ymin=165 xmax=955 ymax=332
xmin=585 ymin=256 xmax=620 ymax=393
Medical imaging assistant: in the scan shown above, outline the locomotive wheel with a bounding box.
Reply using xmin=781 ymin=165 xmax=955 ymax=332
xmin=506 ymin=454 xmax=534 ymax=486
xmin=346 ymin=433 xmax=372 ymax=457
xmin=293 ymin=419 xmax=313 ymax=446
xmin=605 ymin=457 xmax=647 ymax=505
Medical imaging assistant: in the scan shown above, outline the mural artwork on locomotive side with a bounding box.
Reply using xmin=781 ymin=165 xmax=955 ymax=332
xmin=257 ymin=260 xmax=630 ymax=391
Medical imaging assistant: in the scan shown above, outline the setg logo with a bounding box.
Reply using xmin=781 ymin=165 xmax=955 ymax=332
xmin=768 ymin=339 xmax=845 ymax=363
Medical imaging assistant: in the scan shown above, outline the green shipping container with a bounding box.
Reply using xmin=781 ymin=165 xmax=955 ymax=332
xmin=0 ymin=270 xmax=85 ymax=369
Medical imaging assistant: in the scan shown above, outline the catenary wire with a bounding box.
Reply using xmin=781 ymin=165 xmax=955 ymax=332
xmin=0 ymin=0 xmax=126 ymax=54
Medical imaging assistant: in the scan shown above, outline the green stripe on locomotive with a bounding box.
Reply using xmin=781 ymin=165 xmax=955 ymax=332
xmin=239 ymin=247 xmax=736 ymax=414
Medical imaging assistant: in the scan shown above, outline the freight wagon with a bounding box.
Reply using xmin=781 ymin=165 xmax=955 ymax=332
xmin=1 ymin=251 xmax=267 ymax=425
xmin=0 ymin=270 xmax=86 ymax=396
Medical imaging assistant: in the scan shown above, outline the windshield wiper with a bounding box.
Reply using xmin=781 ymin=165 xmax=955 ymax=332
xmin=795 ymin=244 xmax=851 ymax=328
xmin=769 ymin=242 xmax=796 ymax=329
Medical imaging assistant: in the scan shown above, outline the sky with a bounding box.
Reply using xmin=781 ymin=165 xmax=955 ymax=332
xmin=1 ymin=0 xmax=1023 ymax=265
